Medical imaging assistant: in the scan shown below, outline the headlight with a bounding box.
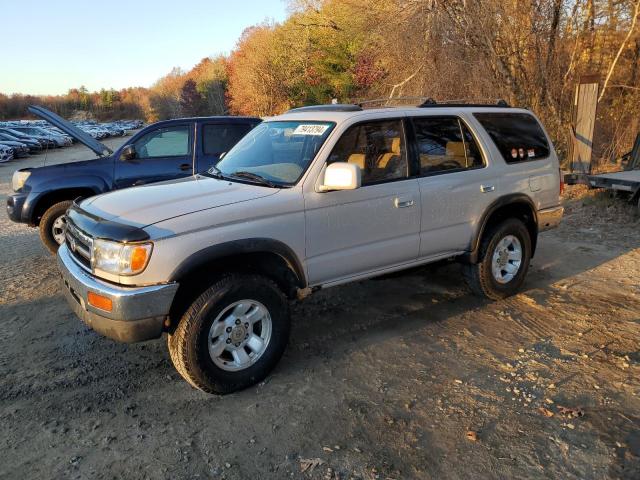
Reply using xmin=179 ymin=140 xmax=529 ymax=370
xmin=11 ymin=170 xmax=31 ymax=192
xmin=92 ymin=239 xmax=153 ymax=276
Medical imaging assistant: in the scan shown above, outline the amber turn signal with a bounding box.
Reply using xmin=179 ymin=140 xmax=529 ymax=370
xmin=88 ymin=292 xmax=113 ymax=312
xmin=130 ymin=246 xmax=149 ymax=272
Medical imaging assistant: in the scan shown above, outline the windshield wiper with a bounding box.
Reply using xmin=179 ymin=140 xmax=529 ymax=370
xmin=228 ymin=171 xmax=278 ymax=188
xmin=205 ymin=165 xmax=227 ymax=180
xmin=203 ymin=165 xmax=229 ymax=180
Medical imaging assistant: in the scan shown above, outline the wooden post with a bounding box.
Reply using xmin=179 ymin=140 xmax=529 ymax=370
xmin=570 ymin=75 xmax=599 ymax=173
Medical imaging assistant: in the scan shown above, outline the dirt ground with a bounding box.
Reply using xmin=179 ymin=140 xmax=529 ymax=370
xmin=1 ymin=140 xmax=639 ymax=480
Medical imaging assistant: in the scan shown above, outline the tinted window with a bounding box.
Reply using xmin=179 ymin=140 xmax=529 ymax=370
xmin=474 ymin=112 xmax=550 ymax=163
xmin=134 ymin=126 xmax=190 ymax=158
xmin=413 ymin=117 xmax=484 ymax=174
xmin=328 ymin=119 xmax=408 ymax=185
xmin=203 ymin=124 xmax=253 ymax=156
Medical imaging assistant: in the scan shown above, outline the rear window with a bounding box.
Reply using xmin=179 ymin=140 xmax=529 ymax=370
xmin=203 ymin=123 xmax=254 ymax=156
xmin=474 ymin=113 xmax=550 ymax=163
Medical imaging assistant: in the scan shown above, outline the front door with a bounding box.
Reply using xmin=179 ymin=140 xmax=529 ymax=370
xmin=304 ymin=118 xmax=421 ymax=286
xmin=114 ymin=123 xmax=193 ymax=189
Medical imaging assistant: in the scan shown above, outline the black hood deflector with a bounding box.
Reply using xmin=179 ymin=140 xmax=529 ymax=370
xmin=67 ymin=202 xmax=150 ymax=243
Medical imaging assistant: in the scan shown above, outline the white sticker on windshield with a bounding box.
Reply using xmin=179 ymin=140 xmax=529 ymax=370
xmin=292 ymin=124 xmax=329 ymax=136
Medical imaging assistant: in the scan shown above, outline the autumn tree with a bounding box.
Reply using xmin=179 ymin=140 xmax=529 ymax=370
xmin=190 ymin=56 xmax=229 ymax=114
xmin=179 ymin=79 xmax=203 ymax=116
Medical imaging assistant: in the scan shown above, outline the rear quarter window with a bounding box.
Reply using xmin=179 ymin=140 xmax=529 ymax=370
xmin=474 ymin=112 xmax=550 ymax=163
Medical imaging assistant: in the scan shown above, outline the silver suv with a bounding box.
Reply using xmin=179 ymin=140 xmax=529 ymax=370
xmin=56 ymin=102 xmax=563 ymax=393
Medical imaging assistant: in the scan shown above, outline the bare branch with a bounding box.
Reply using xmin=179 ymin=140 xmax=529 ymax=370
xmin=388 ymin=66 xmax=424 ymax=99
xmin=599 ymin=0 xmax=640 ymax=102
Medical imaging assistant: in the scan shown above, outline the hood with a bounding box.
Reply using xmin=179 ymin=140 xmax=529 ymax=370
xmin=28 ymin=105 xmax=112 ymax=157
xmin=80 ymin=175 xmax=279 ymax=227
xmin=20 ymin=157 xmax=110 ymax=191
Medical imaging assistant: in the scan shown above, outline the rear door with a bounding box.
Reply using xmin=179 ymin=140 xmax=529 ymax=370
xmin=114 ymin=122 xmax=194 ymax=189
xmin=410 ymin=115 xmax=496 ymax=257
xmin=196 ymin=121 xmax=257 ymax=173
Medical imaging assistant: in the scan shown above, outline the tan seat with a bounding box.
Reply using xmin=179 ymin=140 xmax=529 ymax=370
xmin=420 ymin=154 xmax=445 ymax=169
xmin=446 ymin=142 xmax=467 ymax=167
xmin=347 ymin=153 xmax=365 ymax=169
xmin=377 ymin=137 xmax=401 ymax=168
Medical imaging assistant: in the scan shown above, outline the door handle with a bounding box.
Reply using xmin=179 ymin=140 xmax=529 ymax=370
xmin=179 ymin=163 xmax=191 ymax=171
xmin=480 ymin=184 xmax=495 ymax=193
xmin=394 ymin=198 xmax=415 ymax=208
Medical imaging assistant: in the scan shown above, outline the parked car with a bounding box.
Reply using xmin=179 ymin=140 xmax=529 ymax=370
xmin=10 ymin=126 xmax=67 ymax=147
xmin=7 ymin=105 xmax=261 ymax=253
xmin=0 ymin=144 xmax=14 ymax=163
xmin=0 ymin=140 xmax=30 ymax=158
xmin=0 ymin=127 xmax=53 ymax=148
xmin=54 ymin=101 xmax=564 ymax=394
xmin=0 ymin=132 xmax=42 ymax=152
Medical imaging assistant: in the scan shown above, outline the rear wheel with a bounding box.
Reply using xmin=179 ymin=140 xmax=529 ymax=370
xmin=463 ymin=218 xmax=532 ymax=300
xmin=167 ymin=274 xmax=290 ymax=394
xmin=39 ymin=200 xmax=73 ymax=255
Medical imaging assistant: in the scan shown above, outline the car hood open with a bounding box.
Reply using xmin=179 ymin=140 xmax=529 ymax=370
xmin=28 ymin=105 xmax=112 ymax=157
xmin=78 ymin=175 xmax=279 ymax=229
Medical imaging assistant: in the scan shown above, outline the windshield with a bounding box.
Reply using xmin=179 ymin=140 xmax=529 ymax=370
xmin=213 ymin=121 xmax=335 ymax=186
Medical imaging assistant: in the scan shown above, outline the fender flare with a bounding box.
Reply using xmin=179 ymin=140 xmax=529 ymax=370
xmin=169 ymin=238 xmax=307 ymax=287
xmin=466 ymin=193 xmax=539 ymax=263
xmin=24 ymin=175 xmax=108 ymax=223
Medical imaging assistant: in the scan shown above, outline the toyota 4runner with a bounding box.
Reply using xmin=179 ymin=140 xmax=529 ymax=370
xmin=56 ymin=101 xmax=564 ymax=394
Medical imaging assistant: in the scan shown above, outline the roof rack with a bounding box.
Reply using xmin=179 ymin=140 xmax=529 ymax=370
xmin=286 ymin=104 xmax=362 ymax=113
xmin=356 ymin=97 xmax=512 ymax=109
xmin=358 ymin=97 xmax=428 ymax=108
xmin=285 ymin=98 xmax=512 ymax=113
xmin=418 ymin=98 xmax=511 ymax=108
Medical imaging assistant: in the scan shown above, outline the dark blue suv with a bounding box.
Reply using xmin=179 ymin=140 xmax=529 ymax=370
xmin=7 ymin=106 xmax=260 ymax=253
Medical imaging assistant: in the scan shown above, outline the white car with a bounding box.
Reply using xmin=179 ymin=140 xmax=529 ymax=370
xmin=0 ymin=144 xmax=14 ymax=163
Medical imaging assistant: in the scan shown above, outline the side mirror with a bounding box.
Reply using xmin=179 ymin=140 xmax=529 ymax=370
xmin=319 ymin=162 xmax=361 ymax=192
xmin=120 ymin=145 xmax=136 ymax=161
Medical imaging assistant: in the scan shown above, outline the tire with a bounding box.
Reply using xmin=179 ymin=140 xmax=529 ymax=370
xmin=463 ymin=218 xmax=532 ymax=300
xmin=167 ymin=274 xmax=290 ymax=394
xmin=39 ymin=200 xmax=73 ymax=255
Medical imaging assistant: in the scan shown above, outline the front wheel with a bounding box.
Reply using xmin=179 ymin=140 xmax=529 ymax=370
xmin=167 ymin=274 xmax=290 ymax=394
xmin=463 ymin=218 xmax=532 ymax=300
xmin=39 ymin=200 xmax=73 ymax=255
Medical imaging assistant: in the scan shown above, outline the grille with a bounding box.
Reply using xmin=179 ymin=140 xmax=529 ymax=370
xmin=65 ymin=220 xmax=93 ymax=270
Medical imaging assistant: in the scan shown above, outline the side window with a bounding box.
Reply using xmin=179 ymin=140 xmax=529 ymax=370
xmin=474 ymin=112 xmax=550 ymax=163
xmin=327 ymin=119 xmax=408 ymax=185
xmin=202 ymin=123 xmax=254 ymax=156
xmin=413 ymin=117 xmax=484 ymax=175
xmin=134 ymin=126 xmax=190 ymax=159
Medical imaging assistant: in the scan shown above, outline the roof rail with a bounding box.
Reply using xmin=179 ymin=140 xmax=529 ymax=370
xmin=286 ymin=104 xmax=363 ymax=113
xmin=418 ymin=98 xmax=511 ymax=108
xmin=358 ymin=97 xmax=428 ymax=108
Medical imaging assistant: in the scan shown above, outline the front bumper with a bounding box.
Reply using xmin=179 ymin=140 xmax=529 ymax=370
xmin=57 ymin=244 xmax=179 ymax=343
xmin=538 ymin=205 xmax=564 ymax=232
xmin=6 ymin=193 xmax=28 ymax=223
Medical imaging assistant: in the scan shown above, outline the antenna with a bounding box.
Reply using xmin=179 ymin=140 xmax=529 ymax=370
xmin=42 ymin=139 xmax=49 ymax=167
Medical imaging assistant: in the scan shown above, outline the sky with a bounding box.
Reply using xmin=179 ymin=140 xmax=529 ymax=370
xmin=0 ymin=0 xmax=288 ymax=96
